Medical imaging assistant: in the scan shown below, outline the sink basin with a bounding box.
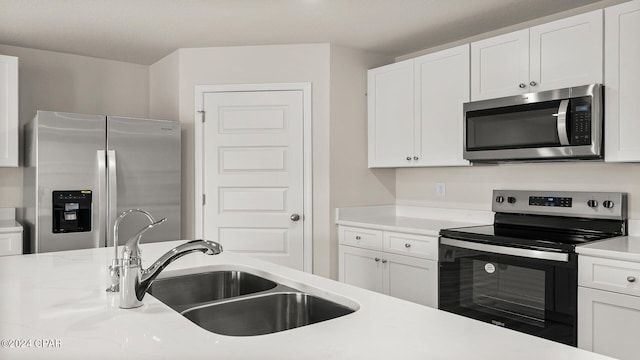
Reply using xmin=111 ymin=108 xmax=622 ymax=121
xmin=182 ymin=292 xmax=355 ymax=336
xmin=147 ymin=270 xmax=277 ymax=311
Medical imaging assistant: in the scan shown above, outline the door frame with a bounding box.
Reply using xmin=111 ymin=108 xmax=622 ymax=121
xmin=194 ymin=83 xmax=313 ymax=273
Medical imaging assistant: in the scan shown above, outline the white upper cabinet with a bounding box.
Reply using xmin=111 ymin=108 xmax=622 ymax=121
xmin=0 ymin=55 xmax=18 ymax=167
xmin=530 ymin=10 xmax=603 ymax=92
xmin=368 ymin=45 xmax=470 ymax=168
xmin=471 ymin=10 xmax=603 ymax=101
xmin=471 ymin=29 xmax=530 ymax=100
xmin=604 ymin=0 xmax=640 ymax=162
xmin=414 ymin=44 xmax=470 ymax=167
xmin=367 ymin=59 xmax=415 ymax=167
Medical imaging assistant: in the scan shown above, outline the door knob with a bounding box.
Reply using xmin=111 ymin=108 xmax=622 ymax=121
xmin=290 ymin=213 xmax=301 ymax=221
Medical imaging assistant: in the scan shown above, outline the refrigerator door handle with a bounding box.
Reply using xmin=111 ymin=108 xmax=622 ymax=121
xmin=107 ymin=150 xmax=117 ymax=248
xmin=97 ymin=150 xmax=107 ymax=247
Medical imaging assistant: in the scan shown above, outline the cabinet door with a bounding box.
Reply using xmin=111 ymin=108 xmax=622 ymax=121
xmin=383 ymin=252 xmax=437 ymax=308
xmin=414 ymin=45 xmax=470 ymax=167
xmin=367 ymin=59 xmax=415 ymax=168
xmin=471 ymin=29 xmax=529 ymax=100
xmin=0 ymin=54 xmax=18 ymax=167
xmin=578 ymin=287 xmax=640 ymax=360
xmin=530 ymin=10 xmax=603 ymax=92
xmin=339 ymin=245 xmax=383 ymax=293
xmin=604 ymin=0 xmax=640 ymax=162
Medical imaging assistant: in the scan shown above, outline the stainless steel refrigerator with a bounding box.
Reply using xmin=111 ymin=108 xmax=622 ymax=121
xmin=23 ymin=111 xmax=181 ymax=253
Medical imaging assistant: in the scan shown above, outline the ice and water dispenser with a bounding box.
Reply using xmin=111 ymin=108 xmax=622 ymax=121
xmin=52 ymin=190 xmax=92 ymax=233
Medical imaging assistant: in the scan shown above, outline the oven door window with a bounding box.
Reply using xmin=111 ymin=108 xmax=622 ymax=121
xmin=464 ymin=258 xmax=545 ymax=326
xmin=439 ymin=245 xmax=577 ymax=346
xmin=466 ymin=100 xmax=563 ymax=150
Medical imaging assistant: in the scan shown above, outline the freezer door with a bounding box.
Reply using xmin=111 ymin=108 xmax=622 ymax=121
xmin=107 ymin=116 xmax=181 ymax=245
xmin=34 ymin=111 xmax=106 ymax=253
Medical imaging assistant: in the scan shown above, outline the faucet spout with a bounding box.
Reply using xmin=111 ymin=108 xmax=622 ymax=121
xmin=119 ymin=239 xmax=223 ymax=309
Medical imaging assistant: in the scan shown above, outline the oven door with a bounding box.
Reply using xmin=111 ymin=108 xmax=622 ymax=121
xmin=439 ymin=237 xmax=577 ymax=346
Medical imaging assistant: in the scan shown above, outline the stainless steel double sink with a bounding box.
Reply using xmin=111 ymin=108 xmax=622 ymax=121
xmin=147 ymin=269 xmax=357 ymax=336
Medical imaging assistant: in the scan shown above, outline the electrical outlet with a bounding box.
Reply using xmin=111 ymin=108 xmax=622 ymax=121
xmin=436 ymin=183 xmax=446 ymax=197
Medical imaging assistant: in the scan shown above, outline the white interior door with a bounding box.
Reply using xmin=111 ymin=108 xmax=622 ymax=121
xmin=202 ymin=90 xmax=305 ymax=270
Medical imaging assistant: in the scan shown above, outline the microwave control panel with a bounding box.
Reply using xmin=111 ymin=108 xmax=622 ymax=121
xmin=570 ymin=97 xmax=591 ymax=145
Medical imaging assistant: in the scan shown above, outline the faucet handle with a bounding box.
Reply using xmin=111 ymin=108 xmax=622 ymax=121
xmin=106 ymin=259 xmax=122 ymax=292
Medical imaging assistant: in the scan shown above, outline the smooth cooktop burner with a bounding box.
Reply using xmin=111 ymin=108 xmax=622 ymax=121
xmin=439 ymin=224 xmax=614 ymax=253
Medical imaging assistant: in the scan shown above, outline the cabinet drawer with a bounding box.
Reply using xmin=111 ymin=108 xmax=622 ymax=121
xmin=339 ymin=226 xmax=383 ymax=250
xmin=0 ymin=231 xmax=22 ymax=256
xmin=579 ymin=256 xmax=640 ymax=297
xmin=383 ymin=231 xmax=438 ymax=260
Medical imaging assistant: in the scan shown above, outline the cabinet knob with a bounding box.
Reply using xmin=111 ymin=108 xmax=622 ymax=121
xmin=374 ymin=258 xmax=380 ymax=262
xmin=529 ymin=81 xmax=538 ymax=87
xmin=628 ymin=276 xmax=636 ymax=283
xmin=355 ymin=236 xmax=361 ymax=240
xmin=413 ymin=156 xmax=418 ymax=160
xmin=290 ymin=213 xmax=301 ymax=221
xmin=381 ymin=259 xmax=388 ymax=264
xmin=519 ymin=83 xmax=526 ymax=89
xmin=406 ymin=156 xmax=412 ymax=161
xmin=405 ymin=243 xmax=411 ymax=248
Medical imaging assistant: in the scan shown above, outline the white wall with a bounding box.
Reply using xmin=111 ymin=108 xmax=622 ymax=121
xmin=149 ymin=44 xmax=334 ymax=275
xmin=0 ymin=44 xmax=149 ymax=209
xmin=149 ymin=43 xmax=396 ymax=278
xmin=329 ymin=44 xmax=395 ymax=279
xmin=397 ymin=163 xmax=640 ymax=218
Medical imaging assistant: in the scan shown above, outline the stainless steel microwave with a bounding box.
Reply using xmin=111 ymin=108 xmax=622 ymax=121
xmin=463 ymin=84 xmax=603 ymax=162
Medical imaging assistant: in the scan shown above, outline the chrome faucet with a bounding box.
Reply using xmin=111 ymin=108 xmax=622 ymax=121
xmin=106 ymin=209 xmax=159 ymax=292
xmin=119 ymin=239 xmax=223 ymax=309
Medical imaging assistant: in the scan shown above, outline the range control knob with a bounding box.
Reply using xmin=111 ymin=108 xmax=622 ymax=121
xmin=507 ymin=197 xmax=517 ymax=204
xmin=603 ymin=200 xmax=615 ymax=209
xmin=587 ymin=200 xmax=598 ymax=208
xmin=496 ymin=196 xmax=505 ymax=203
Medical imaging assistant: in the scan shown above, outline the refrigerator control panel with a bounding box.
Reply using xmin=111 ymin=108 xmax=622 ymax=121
xmin=52 ymin=190 xmax=92 ymax=233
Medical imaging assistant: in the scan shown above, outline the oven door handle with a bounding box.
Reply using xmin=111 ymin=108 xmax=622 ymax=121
xmin=556 ymin=99 xmax=570 ymax=146
xmin=440 ymin=237 xmax=569 ymax=262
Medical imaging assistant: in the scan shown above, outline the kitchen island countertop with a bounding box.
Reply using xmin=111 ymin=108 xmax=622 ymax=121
xmin=0 ymin=240 xmax=614 ymax=359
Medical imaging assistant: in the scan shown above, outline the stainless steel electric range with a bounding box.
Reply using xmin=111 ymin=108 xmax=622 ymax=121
xmin=438 ymin=190 xmax=628 ymax=346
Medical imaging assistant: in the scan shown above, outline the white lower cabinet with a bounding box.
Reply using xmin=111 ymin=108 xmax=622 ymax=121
xmin=338 ymin=225 xmax=438 ymax=308
xmin=578 ymin=255 xmax=640 ymax=360
xmin=578 ymin=287 xmax=640 ymax=360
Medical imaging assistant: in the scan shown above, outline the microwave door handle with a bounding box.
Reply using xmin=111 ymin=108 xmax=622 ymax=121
xmin=557 ymin=99 xmax=570 ymax=146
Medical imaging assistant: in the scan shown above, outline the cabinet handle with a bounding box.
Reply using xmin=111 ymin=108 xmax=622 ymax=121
xmin=519 ymin=83 xmax=526 ymax=89
xmin=355 ymin=236 xmax=361 ymax=240
xmin=529 ymin=81 xmax=538 ymax=87
xmin=405 ymin=243 xmax=411 ymax=248
xmin=406 ymin=156 xmax=411 ymax=161
xmin=374 ymin=258 xmax=380 ymax=262
xmin=381 ymin=259 xmax=388 ymax=264
xmin=413 ymin=156 xmax=418 ymax=160
xmin=628 ymin=276 xmax=636 ymax=283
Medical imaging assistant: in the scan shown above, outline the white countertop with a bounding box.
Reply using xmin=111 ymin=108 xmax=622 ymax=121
xmin=577 ymin=235 xmax=640 ymax=263
xmin=0 ymin=240 xmax=613 ymax=359
xmin=0 ymin=208 xmax=22 ymax=234
xmin=335 ymin=205 xmax=493 ymax=235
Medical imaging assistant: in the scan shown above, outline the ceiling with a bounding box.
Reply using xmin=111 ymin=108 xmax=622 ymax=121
xmin=0 ymin=0 xmax=604 ymax=65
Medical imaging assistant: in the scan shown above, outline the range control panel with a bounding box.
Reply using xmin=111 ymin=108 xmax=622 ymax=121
xmin=529 ymin=196 xmax=573 ymax=208
xmin=492 ymin=190 xmax=627 ymax=220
